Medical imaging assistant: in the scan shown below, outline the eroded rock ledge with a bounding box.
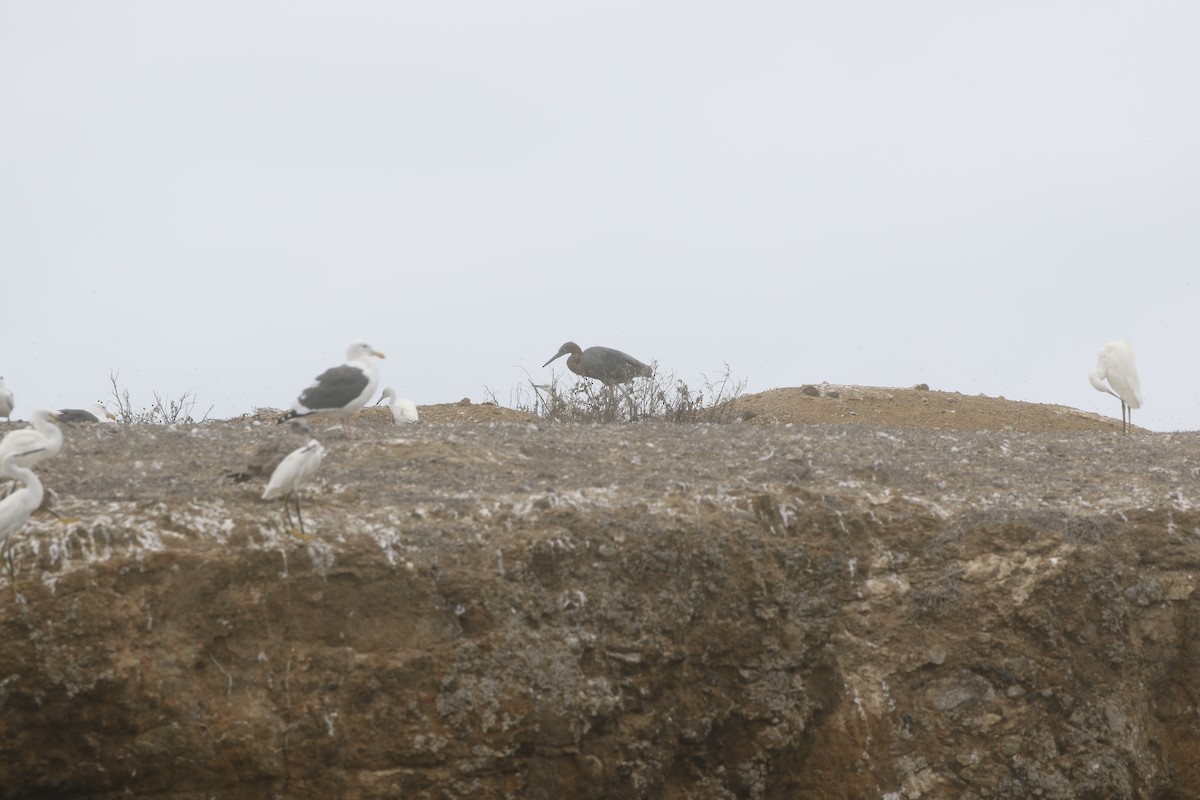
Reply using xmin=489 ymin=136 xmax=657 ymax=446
xmin=1 ymin=419 xmax=1198 ymax=799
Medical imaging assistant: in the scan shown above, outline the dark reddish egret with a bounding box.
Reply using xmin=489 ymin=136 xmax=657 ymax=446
xmin=1088 ymin=340 xmax=1143 ymax=434
xmin=542 ymin=342 xmax=652 ymax=385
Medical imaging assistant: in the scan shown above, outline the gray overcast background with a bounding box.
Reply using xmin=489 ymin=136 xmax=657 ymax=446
xmin=3 ymin=3 xmax=1198 ymax=430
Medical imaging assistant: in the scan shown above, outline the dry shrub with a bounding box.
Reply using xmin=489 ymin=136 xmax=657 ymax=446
xmin=507 ymin=363 xmax=746 ymax=424
xmin=108 ymin=370 xmax=212 ymax=425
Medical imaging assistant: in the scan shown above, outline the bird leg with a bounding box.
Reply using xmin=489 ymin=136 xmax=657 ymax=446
xmin=2 ymin=541 xmax=23 ymax=597
xmin=37 ymin=502 xmax=79 ymax=526
xmin=614 ymin=383 xmax=640 ymax=421
xmin=1101 ymin=389 xmax=1131 ymax=433
xmin=294 ymin=494 xmax=308 ymax=538
xmin=280 ymin=493 xmax=314 ymax=541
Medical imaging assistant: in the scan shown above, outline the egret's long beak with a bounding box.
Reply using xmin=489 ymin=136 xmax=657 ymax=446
xmin=542 ymin=351 xmax=566 ymax=368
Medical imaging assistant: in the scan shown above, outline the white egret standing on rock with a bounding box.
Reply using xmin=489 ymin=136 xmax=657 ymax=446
xmin=0 ymin=447 xmax=46 ymax=583
xmin=262 ymin=439 xmax=325 ymax=537
xmin=1089 ymin=340 xmax=1143 ymax=434
xmin=376 ymin=387 xmax=419 ymax=424
xmin=542 ymin=342 xmax=652 ymax=385
xmin=278 ymin=342 xmax=386 ymax=437
xmin=0 ymin=409 xmax=63 ymax=471
xmin=0 ymin=378 xmax=13 ymax=421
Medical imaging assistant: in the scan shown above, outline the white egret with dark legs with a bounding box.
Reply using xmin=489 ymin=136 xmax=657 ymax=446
xmin=278 ymin=342 xmax=385 ymax=437
xmin=0 ymin=378 xmax=13 ymax=422
xmin=0 ymin=447 xmax=46 ymax=584
xmin=262 ymin=439 xmax=325 ymax=537
xmin=1089 ymin=340 xmax=1143 ymax=434
xmin=542 ymin=342 xmax=652 ymax=385
xmin=376 ymin=387 xmax=419 ymax=424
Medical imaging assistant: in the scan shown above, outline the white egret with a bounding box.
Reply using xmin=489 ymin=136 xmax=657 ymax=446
xmin=376 ymin=387 xmax=419 ymax=424
xmin=278 ymin=342 xmax=386 ymax=436
xmin=58 ymin=401 xmax=118 ymax=423
xmin=0 ymin=377 xmax=13 ymax=421
xmin=0 ymin=409 xmax=63 ymax=471
xmin=0 ymin=448 xmax=46 ymax=582
xmin=262 ymin=439 xmax=325 ymax=537
xmin=1089 ymin=340 xmax=1143 ymax=434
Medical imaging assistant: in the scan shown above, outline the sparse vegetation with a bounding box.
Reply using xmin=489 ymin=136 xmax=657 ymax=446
xmin=108 ymin=370 xmax=213 ymax=425
xmin=504 ymin=363 xmax=747 ymax=424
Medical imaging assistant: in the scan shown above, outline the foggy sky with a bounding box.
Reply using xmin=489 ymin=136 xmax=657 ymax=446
xmin=3 ymin=2 xmax=1198 ymax=429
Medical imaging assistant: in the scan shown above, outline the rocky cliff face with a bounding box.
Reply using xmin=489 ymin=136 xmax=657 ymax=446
xmin=1 ymin=394 xmax=1198 ymax=799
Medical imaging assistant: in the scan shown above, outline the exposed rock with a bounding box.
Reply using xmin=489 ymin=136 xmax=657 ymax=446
xmin=0 ymin=390 xmax=1196 ymax=799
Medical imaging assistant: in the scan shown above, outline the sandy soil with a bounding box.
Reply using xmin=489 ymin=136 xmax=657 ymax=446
xmin=732 ymin=384 xmax=1136 ymax=432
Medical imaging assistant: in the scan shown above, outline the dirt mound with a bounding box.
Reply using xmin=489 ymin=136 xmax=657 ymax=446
xmin=731 ymin=384 xmax=1129 ymax=432
xmin=238 ymin=386 xmax=1126 ymax=433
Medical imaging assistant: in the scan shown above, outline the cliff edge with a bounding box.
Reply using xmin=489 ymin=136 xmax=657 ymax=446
xmin=1 ymin=388 xmax=1196 ymax=799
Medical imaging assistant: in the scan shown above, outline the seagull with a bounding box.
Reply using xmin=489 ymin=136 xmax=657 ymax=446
xmin=278 ymin=342 xmax=386 ymax=436
xmin=0 ymin=378 xmax=13 ymax=422
xmin=1089 ymin=340 xmax=1143 ymax=434
xmin=262 ymin=439 xmax=325 ymax=537
xmin=0 ymin=447 xmax=46 ymax=583
xmin=376 ymin=387 xmax=419 ymax=424
xmin=542 ymin=341 xmax=653 ymax=385
xmin=58 ymin=401 xmax=118 ymax=423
